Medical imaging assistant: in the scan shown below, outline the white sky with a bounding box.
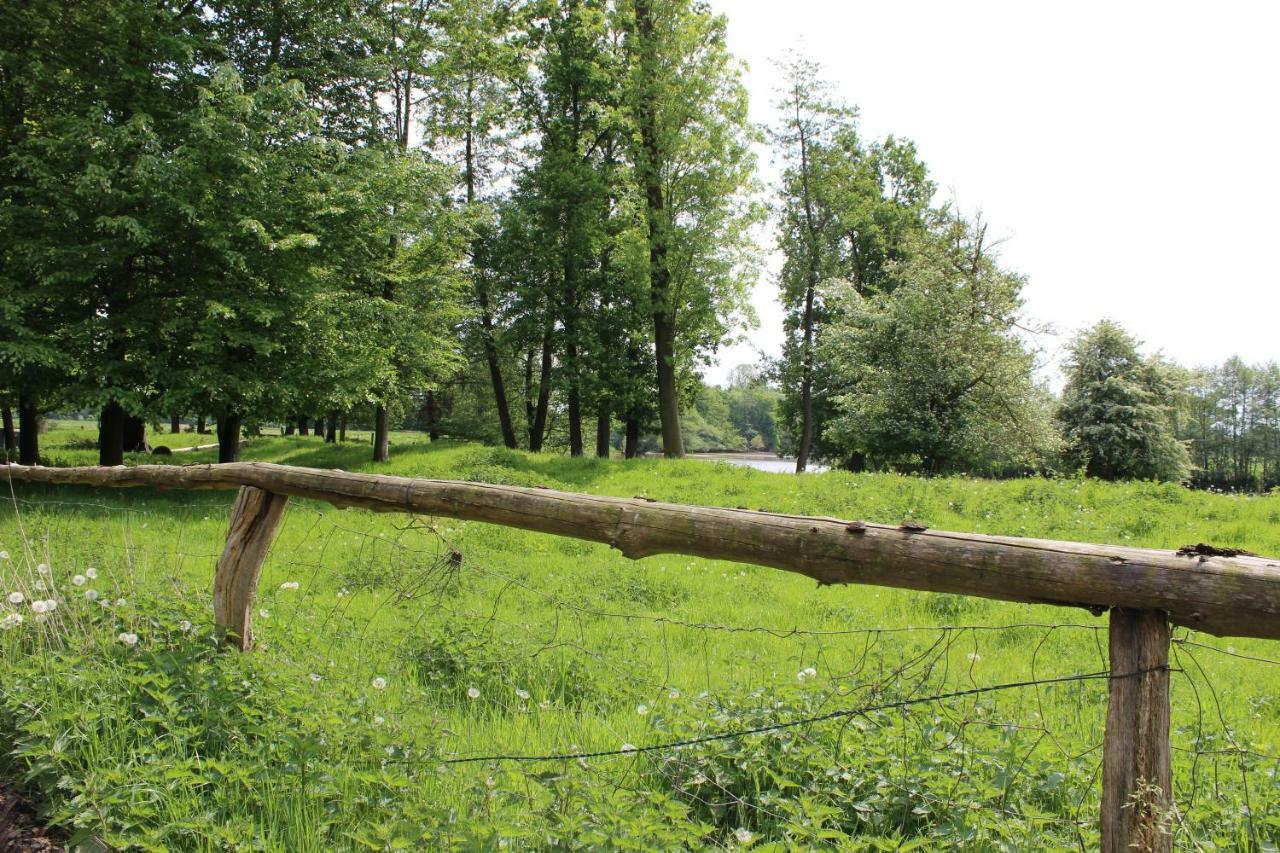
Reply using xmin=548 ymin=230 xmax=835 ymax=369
xmin=705 ymin=0 xmax=1280 ymax=387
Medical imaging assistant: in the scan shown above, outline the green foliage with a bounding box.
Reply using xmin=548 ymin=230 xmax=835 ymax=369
xmin=1058 ymin=321 xmax=1191 ymax=482
xmin=821 ymin=215 xmax=1059 ymax=474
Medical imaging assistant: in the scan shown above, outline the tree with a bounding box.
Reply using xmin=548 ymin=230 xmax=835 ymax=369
xmin=626 ymin=0 xmax=758 ymax=458
xmin=822 ymin=214 xmax=1057 ymax=474
xmin=1058 ymin=320 xmax=1191 ymax=482
xmin=771 ymin=58 xmax=933 ymax=471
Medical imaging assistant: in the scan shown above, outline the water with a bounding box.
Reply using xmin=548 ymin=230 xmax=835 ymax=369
xmin=688 ymin=453 xmax=826 ymax=473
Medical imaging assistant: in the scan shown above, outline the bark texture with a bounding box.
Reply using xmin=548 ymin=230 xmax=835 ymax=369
xmin=1102 ymin=608 xmax=1172 ymax=853
xmin=212 ymin=486 xmax=289 ymax=651
xmin=4 ymin=462 xmax=1278 ymax=639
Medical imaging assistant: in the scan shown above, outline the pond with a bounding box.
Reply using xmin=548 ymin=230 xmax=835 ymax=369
xmin=688 ymin=452 xmax=827 ymax=473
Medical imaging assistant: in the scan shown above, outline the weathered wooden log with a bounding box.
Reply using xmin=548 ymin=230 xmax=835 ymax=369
xmin=212 ymin=486 xmax=289 ymax=651
xmin=1102 ymin=609 xmax=1172 ymax=852
xmin=4 ymin=462 xmax=1280 ymax=639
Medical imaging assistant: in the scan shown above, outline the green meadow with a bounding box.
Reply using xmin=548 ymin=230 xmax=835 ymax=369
xmin=2 ymin=432 xmax=1278 ymax=850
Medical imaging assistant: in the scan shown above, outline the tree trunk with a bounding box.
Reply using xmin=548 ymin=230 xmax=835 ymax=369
xmin=625 ymin=412 xmax=640 ymax=459
xmin=17 ymin=397 xmax=39 ymax=466
xmin=636 ymin=0 xmax=683 ymax=460
xmin=596 ymin=401 xmax=611 ymax=459
xmin=530 ymin=325 xmax=554 ymax=453
xmin=424 ymin=392 xmax=439 ymax=441
xmin=795 ymin=280 xmax=816 ymax=472
xmin=479 ymin=296 xmax=518 ymax=449
xmin=373 ymin=404 xmax=390 ymax=462
xmin=216 ymin=413 xmax=242 ymax=464
xmin=325 ymin=410 xmax=338 ymax=443
xmin=197 ymin=415 xmax=208 ymax=435
xmin=123 ymin=415 xmax=147 ymax=453
xmin=284 ymin=422 xmax=295 ymax=436
xmin=99 ymin=401 xmax=125 ymax=467
xmin=339 ymin=412 xmax=347 ymax=443
xmin=0 ymin=403 xmax=14 ymax=461
xmin=170 ymin=414 xmax=181 ymax=434
xmin=297 ymin=417 xmax=309 ymax=437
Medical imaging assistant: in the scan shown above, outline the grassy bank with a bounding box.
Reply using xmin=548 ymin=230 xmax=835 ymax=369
xmin=2 ymin=435 xmax=1278 ymax=850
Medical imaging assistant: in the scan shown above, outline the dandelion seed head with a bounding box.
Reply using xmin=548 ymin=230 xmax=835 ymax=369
xmin=34 ymin=612 xmax=48 ymax=623
xmin=0 ymin=551 xmax=8 ymax=560
xmin=280 ymin=581 xmax=300 ymax=590
xmin=118 ymin=632 xmax=138 ymax=647
xmin=43 ymin=599 xmax=56 ymax=612
xmin=115 ymin=598 xmax=126 ymax=607
xmin=34 ymin=580 xmax=46 ymax=591
xmin=36 ymin=563 xmax=50 ymax=576
xmin=0 ymin=613 xmax=21 ymax=629
xmin=515 ymin=688 xmax=530 ymax=701
xmin=72 ymin=575 xmax=86 ymax=587
xmin=373 ymin=715 xmax=385 ymax=726
xmin=7 ymin=591 xmax=24 ymax=605
xmin=466 ymin=686 xmax=480 ymax=700
xmin=371 ymin=677 xmax=387 ymax=690
xmin=84 ymin=589 xmax=99 ymax=601
xmin=636 ymin=704 xmax=649 ymax=716
xmin=178 ymin=620 xmax=192 ymax=633
xmin=734 ymin=828 xmax=753 ymax=845
xmin=309 ymin=673 xmax=322 ymax=683
xmin=620 ymin=743 xmax=638 ymax=754
xmin=30 ymin=600 xmax=47 ymax=614
xmin=84 ymin=567 xmax=97 ymax=580
xmin=668 ymin=689 xmax=680 ymax=700
xmin=259 ymin=609 xmax=269 ymax=618
xmin=967 ymin=652 xmax=981 ymax=662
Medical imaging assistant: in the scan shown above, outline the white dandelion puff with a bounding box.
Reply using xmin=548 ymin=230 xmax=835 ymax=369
xmin=36 ymin=563 xmax=50 ymax=576
xmin=43 ymin=599 xmax=56 ymax=612
xmin=7 ymin=591 xmax=23 ymax=605
xmin=0 ymin=551 xmax=8 ymax=560
xmin=178 ymin=620 xmax=192 ymax=633
xmin=620 ymin=743 xmax=638 ymax=754
xmin=84 ymin=567 xmax=98 ymax=579
xmin=115 ymin=598 xmax=127 ymax=607
xmin=0 ymin=613 xmax=21 ymax=629
xmin=259 ymin=609 xmax=270 ymax=618
xmin=30 ymin=600 xmax=47 ymax=614
xmin=118 ymin=632 xmax=139 ymax=647
xmin=668 ymin=689 xmax=680 ymax=700
xmin=797 ymin=666 xmax=817 ymax=682
xmin=84 ymin=589 xmax=99 ymax=602
xmin=280 ymin=581 xmax=300 ymax=590
xmin=636 ymin=704 xmax=649 ymax=716
xmin=72 ymin=575 xmax=86 ymax=587
xmin=515 ymin=688 xmax=530 ymax=701
xmin=466 ymin=686 xmax=481 ymax=700
xmin=734 ymin=828 xmax=753 ymax=845
xmin=371 ymin=677 xmax=387 ymax=690
xmin=967 ymin=653 xmax=981 ymax=662
xmin=373 ymin=715 xmax=385 ymax=726
xmin=34 ymin=612 xmax=48 ymax=623
xmin=34 ymin=581 xmax=46 ymax=591
xmin=309 ymin=673 xmax=323 ymax=683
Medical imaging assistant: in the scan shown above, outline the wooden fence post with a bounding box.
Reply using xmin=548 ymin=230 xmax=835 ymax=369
xmin=213 ymin=486 xmax=288 ymax=651
xmin=1102 ymin=608 xmax=1172 ymax=852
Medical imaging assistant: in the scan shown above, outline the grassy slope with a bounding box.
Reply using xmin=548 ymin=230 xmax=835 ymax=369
xmin=1 ymin=434 xmax=1277 ymax=850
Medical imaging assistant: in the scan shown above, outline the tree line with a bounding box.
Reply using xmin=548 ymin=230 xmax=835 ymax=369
xmin=1 ymin=4 xmax=1270 ymax=488
xmin=1 ymin=0 xmax=757 ymax=466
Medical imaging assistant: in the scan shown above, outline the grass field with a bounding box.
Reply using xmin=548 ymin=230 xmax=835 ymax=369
xmin=2 ymin=432 xmax=1278 ymax=850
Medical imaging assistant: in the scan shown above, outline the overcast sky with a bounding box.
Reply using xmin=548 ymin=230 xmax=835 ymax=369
xmin=704 ymin=0 xmax=1280 ymax=387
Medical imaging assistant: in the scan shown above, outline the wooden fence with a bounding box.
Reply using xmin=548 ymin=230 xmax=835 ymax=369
xmin=6 ymin=460 xmax=1280 ymax=852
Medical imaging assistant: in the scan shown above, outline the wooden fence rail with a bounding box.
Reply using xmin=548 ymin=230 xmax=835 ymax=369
xmin=6 ymin=460 xmax=1280 ymax=851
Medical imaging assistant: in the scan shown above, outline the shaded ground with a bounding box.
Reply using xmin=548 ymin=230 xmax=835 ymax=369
xmin=0 ymin=785 xmax=60 ymax=852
